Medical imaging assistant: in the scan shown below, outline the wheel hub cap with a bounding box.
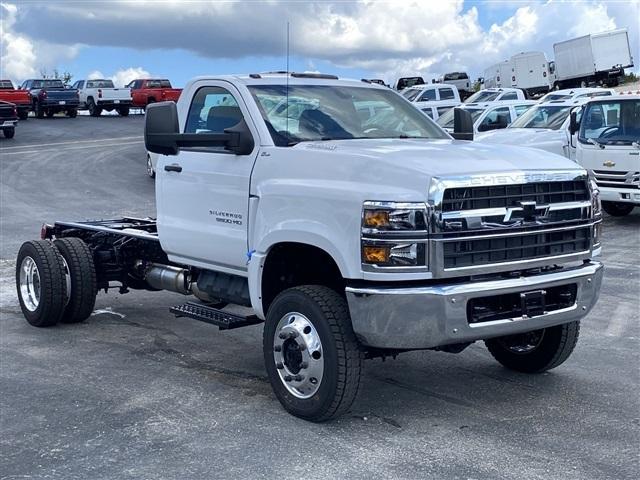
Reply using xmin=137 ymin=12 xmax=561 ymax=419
xmin=19 ymin=256 xmax=41 ymax=312
xmin=273 ymin=312 xmax=323 ymax=399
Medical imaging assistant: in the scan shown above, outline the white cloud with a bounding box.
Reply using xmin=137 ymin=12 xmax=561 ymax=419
xmin=87 ymin=70 xmax=104 ymax=80
xmin=110 ymin=67 xmax=150 ymax=87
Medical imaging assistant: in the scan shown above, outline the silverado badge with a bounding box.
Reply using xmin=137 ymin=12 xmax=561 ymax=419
xmin=602 ymin=160 xmax=616 ymax=167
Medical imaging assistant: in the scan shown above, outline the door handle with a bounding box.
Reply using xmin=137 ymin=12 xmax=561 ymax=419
xmin=164 ymin=164 xmax=182 ymax=173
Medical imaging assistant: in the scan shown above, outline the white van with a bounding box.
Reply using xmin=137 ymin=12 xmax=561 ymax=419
xmin=483 ymin=61 xmax=512 ymax=89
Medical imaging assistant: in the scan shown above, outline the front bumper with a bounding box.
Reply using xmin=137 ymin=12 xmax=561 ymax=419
xmin=599 ymin=187 xmax=640 ymax=205
xmin=346 ymin=260 xmax=603 ymax=349
xmin=1 ymin=120 xmax=17 ymax=127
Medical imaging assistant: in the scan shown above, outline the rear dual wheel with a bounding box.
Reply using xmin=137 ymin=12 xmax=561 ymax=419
xmin=16 ymin=238 xmax=96 ymax=327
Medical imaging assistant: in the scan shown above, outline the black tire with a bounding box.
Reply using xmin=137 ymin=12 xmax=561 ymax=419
xmin=263 ymin=285 xmax=363 ymax=422
xmin=46 ymin=110 xmax=54 ymax=118
xmin=35 ymin=101 xmax=44 ymax=119
xmin=602 ymin=201 xmax=634 ymax=217
xmin=16 ymin=240 xmax=67 ymax=327
xmin=485 ymin=321 xmax=580 ymax=373
xmin=88 ymin=99 xmax=101 ymax=117
xmin=66 ymin=109 xmax=78 ymax=118
xmin=3 ymin=127 xmax=15 ymax=139
xmin=53 ymin=238 xmax=97 ymax=323
xmin=18 ymin=109 xmax=29 ymax=120
xmin=118 ymin=107 xmax=130 ymax=117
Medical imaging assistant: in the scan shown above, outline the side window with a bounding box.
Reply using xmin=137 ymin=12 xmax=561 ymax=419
xmin=514 ymin=105 xmax=531 ymax=117
xmin=501 ymin=92 xmax=518 ymax=100
xmin=422 ymin=108 xmax=434 ymax=119
xmin=440 ymin=88 xmax=455 ymax=100
xmin=418 ymin=89 xmax=436 ymax=102
xmin=32 ymin=80 xmax=42 ymax=89
xmin=184 ymin=86 xmax=242 ymax=147
xmin=436 ymin=106 xmax=452 ymax=116
xmin=22 ymin=80 xmax=30 ymax=89
xmin=478 ymin=107 xmax=511 ymax=132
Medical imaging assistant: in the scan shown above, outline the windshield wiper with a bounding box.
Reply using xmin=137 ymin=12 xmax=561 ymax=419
xmin=587 ymin=138 xmax=605 ymax=149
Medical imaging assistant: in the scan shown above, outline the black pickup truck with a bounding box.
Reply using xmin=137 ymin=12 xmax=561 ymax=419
xmin=0 ymin=100 xmax=18 ymax=138
xmin=20 ymin=79 xmax=80 ymax=118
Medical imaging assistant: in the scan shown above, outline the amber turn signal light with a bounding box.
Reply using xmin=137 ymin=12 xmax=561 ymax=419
xmin=363 ymin=210 xmax=389 ymax=228
xmin=362 ymin=246 xmax=390 ymax=264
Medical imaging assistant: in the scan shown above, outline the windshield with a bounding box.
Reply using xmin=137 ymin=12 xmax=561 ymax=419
xmin=248 ymin=85 xmax=449 ymax=146
xmin=509 ymin=105 xmax=573 ymax=130
xmin=437 ymin=107 xmax=485 ymax=129
xmin=539 ymin=93 xmax=572 ymax=102
xmin=87 ymin=80 xmax=115 ymax=88
xmin=465 ymin=90 xmax=500 ymax=103
xmin=579 ymin=99 xmax=640 ymax=145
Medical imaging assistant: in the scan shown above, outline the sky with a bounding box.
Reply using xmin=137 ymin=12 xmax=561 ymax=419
xmin=1 ymin=0 xmax=638 ymax=88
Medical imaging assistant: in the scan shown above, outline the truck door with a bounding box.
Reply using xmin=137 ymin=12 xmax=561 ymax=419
xmin=156 ymin=81 xmax=260 ymax=274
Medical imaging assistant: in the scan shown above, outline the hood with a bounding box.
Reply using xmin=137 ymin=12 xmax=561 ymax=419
xmin=298 ymin=138 xmax=579 ymax=176
xmin=475 ymin=128 xmax=562 ymax=146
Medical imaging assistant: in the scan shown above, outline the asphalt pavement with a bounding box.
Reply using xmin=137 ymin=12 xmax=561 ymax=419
xmin=1 ymin=116 xmax=638 ymax=480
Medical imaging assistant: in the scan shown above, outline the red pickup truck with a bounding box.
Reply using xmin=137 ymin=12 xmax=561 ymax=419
xmin=125 ymin=79 xmax=182 ymax=108
xmin=0 ymin=80 xmax=31 ymax=119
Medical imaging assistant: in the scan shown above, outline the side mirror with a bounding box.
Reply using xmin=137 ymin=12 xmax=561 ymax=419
xmin=450 ymin=108 xmax=474 ymax=141
xmin=145 ymin=101 xmax=255 ymax=156
xmin=569 ymin=111 xmax=580 ymax=135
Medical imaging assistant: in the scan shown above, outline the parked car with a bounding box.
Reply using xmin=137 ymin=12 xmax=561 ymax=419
xmin=551 ymin=28 xmax=634 ymax=89
xmin=17 ymin=72 xmax=603 ymax=422
xmin=538 ymin=87 xmax=615 ymax=103
xmin=125 ymin=79 xmax=182 ymax=108
xmin=401 ymin=84 xmax=461 ymax=120
xmin=438 ymin=100 xmax=536 ymax=134
xmin=568 ymin=94 xmax=640 ymax=216
xmin=464 ymin=87 xmax=526 ymax=104
xmin=393 ymin=76 xmax=425 ymax=91
xmin=72 ymin=79 xmax=132 ymax=117
xmin=440 ymin=72 xmax=472 ymax=99
xmin=475 ymin=99 xmax=587 ymax=156
xmin=0 ymin=80 xmax=31 ymax=119
xmin=20 ymin=79 xmax=79 ymax=118
xmin=0 ymin=100 xmax=18 ymax=138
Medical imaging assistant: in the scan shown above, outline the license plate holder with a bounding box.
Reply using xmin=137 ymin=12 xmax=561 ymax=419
xmin=520 ymin=289 xmax=546 ymax=317
xmin=58 ymin=101 xmax=66 ymax=105
xmin=114 ymin=100 xmax=120 ymax=104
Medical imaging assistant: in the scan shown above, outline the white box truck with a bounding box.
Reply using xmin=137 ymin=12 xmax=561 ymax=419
xmin=551 ymin=28 xmax=634 ymax=89
xmin=483 ymin=61 xmax=512 ymax=89
xmin=510 ymin=51 xmax=553 ymax=96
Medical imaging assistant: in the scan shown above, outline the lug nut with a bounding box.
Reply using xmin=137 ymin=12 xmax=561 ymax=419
xmin=284 ymin=375 xmax=292 ymax=382
xmin=276 ymin=362 xmax=284 ymax=369
xmin=294 ymin=375 xmax=304 ymax=382
xmin=274 ymin=345 xmax=282 ymax=352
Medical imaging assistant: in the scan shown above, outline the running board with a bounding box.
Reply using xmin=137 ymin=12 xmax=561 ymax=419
xmin=170 ymin=302 xmax=263 ymax=330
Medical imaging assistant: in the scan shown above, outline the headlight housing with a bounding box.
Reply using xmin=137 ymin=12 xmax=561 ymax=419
xmin=589 ymin=178 xmax=603 ymax=248
xmin=361 ymin=202 xmax=428 ymax=269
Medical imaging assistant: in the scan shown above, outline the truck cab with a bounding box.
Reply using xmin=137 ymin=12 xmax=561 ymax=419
xmin=72 ymin=79 xmax=132 ymax=117
xmin=569 ymin=94 xmax=640 ymax=216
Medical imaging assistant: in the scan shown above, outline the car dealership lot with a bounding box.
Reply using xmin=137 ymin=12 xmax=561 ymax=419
xmin=1 ymin=117 xmax=638 ymax=479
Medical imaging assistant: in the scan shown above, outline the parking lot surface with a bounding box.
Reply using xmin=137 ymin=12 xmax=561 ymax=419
xmin=1 ymin=117 xmax=638 ymax=480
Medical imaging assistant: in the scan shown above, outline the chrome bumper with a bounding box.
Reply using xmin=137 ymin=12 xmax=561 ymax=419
xmin=346 ymin=260 xmax=603 ymax=349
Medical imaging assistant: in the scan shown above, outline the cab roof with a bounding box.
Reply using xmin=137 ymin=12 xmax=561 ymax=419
xmin=185 ymin=72 xmax=387 ymax=89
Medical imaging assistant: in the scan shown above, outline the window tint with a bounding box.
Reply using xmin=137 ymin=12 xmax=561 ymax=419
xmin=514 ymin=105 xmax=532 ymax=117
xmin=477 ymin=107 xmax=511 ymax=132
xmin=439 ymin=88 xmax=455 ymax=100
xmin=87 ymin=80 xmax=114 ymax=88
xmin=436 ymin=106 xmax=452 ymax=116
xmin=501 ymin=92 xmax=518 ymax=100
xmin=418 ymin=89 xmax=436 ymax=102
xmin=184 ymin=86 xmax=242 ymax=150
xmin=32 ymin=80 xmax=42 ymax=88
xmin=422 ymin=108 xmax=434 ymax=119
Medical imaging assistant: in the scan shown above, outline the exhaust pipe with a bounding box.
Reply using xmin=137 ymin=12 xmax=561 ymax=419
xmin=145 ymin=264 xmax=190 ymax=295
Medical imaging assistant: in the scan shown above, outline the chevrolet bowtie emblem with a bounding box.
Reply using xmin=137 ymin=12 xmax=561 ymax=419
xmin=603 ymin=160 xmax=616 ymax=167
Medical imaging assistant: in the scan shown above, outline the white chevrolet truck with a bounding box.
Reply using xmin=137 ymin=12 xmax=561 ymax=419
xmin=16 ymin=73 xmax=604 ymax=421
xmin=72 ymin=79 xmax=132 ymax=117
xmin=568 ymin=94 xmax=640 ymax=216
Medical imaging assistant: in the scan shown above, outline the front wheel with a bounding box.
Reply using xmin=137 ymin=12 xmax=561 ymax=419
xmin=3 ymin=127 xmax=15 ymax=139
xmin=263 ymin=286 xmax=363 ymax=422
xmin=485 ymin=321 xmax=580 ymax=373
xmin=602 ymin=201 xmax=634 ymax=217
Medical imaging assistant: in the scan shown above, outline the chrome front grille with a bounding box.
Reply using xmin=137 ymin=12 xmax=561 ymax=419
xmin=429 ymin=171 xmax=597 ymax=277
xmin=592 ymin=170 xmax=640 ymax=190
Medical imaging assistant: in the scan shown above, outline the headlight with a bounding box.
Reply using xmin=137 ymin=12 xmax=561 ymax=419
xmin=361 ymin=202 xmax=428 ymax=269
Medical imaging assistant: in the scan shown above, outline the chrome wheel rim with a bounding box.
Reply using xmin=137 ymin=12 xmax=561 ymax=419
xmin=146 ymin=154 xmax=154 ymax=177
xmin=273 ymin=312 xmax=324 ymax=399
xmin=19 ymin=256 xmax=41 ymax=312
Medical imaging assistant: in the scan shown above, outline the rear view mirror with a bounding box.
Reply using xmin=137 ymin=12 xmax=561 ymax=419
xmin=145 ymin=101 xmax=255 ymax=156
xmin=451 ymin=108 xmax=474 ymax=141
xmin=569 ymin=111 xmax=580 ymax=135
